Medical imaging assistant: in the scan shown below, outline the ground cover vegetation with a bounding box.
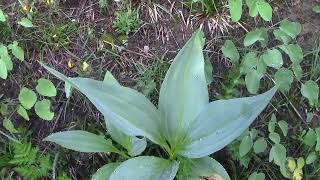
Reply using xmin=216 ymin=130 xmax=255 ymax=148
xmin=0 ymin=0 xmax=320 ymax=179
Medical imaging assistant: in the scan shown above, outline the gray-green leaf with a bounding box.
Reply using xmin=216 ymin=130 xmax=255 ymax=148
xmin=269 ymin=132 xmax=280 ymax=144
xmin=109 ymin=156 xmax=179 ymax=180
xmin=36 ymin=78 xmax=57 ymax=97
xmin=245 ymin=69 xmax=261 ymax=94
xmin=269 ymin=143 xmax=286 ymax=166
xmin=278 ymin=120 xmax=288 ymax=136
xmin=239 ymin=135 xmax=253 ymax=157
xmin=91 ymin=163 xmax=120 ymax=180
xmin=279 ymin=19 xmax=302 ymax=39
xmin=19 ymin=87 xmax=37 ymax=110
xmin=262 ymin=49 xmax=283 ymax=69
xmin=253 ymin=137 xmax=267 ymax=153
xmin=275 ymin=68 xmax=294 ymax=92
xmin=244 ymin=28 xmax=268 ymax=47
xmin=279 ymin=44 xmax=303 ymax=64
xmin=18 ymin=18 xmax=33 ymax=28
xmin=306 ymin=152 xmax=317 ymax=164
xmin=44 ymin=130 xmax=119 ymax=153
xmin=229 ymin=0 xmax=243 ymax=22
xmin=180 ymin=87 xmax=277 ymax=158
xmin=257 ymin=1 xmax=273 ymax=21
xmin=17 ymin=105 xmax=29 ymax=121
xmin=248 ymin=172 xmax=265 ymax=180
xmin=35 ymin=99 xmax=54 ymax=121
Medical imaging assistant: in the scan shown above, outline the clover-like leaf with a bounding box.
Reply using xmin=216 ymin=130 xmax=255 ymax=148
xmin=18 ymin=18 xmax=33 ymax=28
xmin=17 ymin=105 xmax=29 ymax=121
xmin=35 ymin=99 xmax=54 ymax=121
xmin=280 ymin=19 xmax=302 ymax=39
xmin=19 ymin=87 xmax=37 ymax=110
xmin=262 ymin=49 xmax=283 ymax=69
xmin=8 ymin=41 xmax=24 ymax=61
xmin=257 ymin=1 xmax=272 ymax=21
xmin=301 ymin=80 xmax=319 ymax=107
xmin=275 ymin=68 xmax=293 ymax=92
xmin=36 ymin=78 xmax=57 ymax=97
xmin=222 ymin=40 xmax=240 ymax=63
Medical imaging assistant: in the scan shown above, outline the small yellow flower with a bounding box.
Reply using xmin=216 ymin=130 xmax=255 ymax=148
xmin=67 ymin=58 xmax=74 ymax=69
xmin=82 ymin=61 xmax=90 ymax=72
xmin=22 ymin=4 xmax=28 ymax=13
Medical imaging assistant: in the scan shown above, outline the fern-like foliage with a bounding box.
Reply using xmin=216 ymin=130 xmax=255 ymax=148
xmin=8 ymin=142 xmax=52 ymax=180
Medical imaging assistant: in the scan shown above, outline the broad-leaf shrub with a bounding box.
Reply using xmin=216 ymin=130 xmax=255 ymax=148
xmin=41 ymin=30 xmax=276 ymax=179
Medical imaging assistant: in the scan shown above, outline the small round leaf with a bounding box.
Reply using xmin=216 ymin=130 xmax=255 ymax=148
xmin=35 ymin=99 xmax=54 ymax=121
xmin=36 ymin=78 xmax=57 ymax=97
xmin=19 ymin=87 xmax=37 ymax=110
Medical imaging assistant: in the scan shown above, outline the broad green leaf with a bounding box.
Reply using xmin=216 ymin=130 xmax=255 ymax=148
xmin=245 ymin=69 xmax=261 ymax=94
xmin=18 ymin=87 xmax=37 ymax=110
xmin=306 ymin=152 xmax=317 ymax=164
xmin=313 ymin=5 xmax=320 ymax=13
xmin=239 ymin=135 xmax=253 ymax=157
xmin=180 ymin=87 xmax=277 ymax=158
xmin=292 ymin=63 xmax=303 ymax=80
xmin=35 ymin=99 xmax=54 ymax=121
xmin=18 ymin=18 xmax=33 ymax=28
xmin=279 ymin=44 xmax=303 ymax=64
xmin=306 ymin=112 xmax=314 ymax=123
xmin=0 ymin=44 xmax=9 ymax=57
xmin=36 ymin=78 xmax=57 ymax=97
xmin=279 ymin=19 xmax=302 ymax=39
xmin=303 ymin=129 xmax=317 ymax=147
xmin=241 ymin=52 xmax=257 ymax=74
xmin=269 ymin=132 xmax=280 ymax=144
xmin=159 ymin=30 xmax=209 ymax=145
xmin=253 ymin=137 xmax=267 ymax=153
xmin=286 ymin=157 xmax=296 ymax=173
xmin=40 ymin=63 xmax=164 ymax=145
xmin=3 ymin=118 xmax=18 ymax=134
xmin=229 ymin=0 xmax=243 ymax=22
xmin=262 ymin=49 xmax=283 ymax=69
xmin=246 ymin=0 xmax=258 ymax=17
xmin=222 ymin=40 xmax=240 ymax=63
xmin=257 ymin=1 xmax=273 ymax=21
xmin=8 ymin=41 xmax=24 ymax=61
xmin=257 ymin=58 xmax=267 ymax=76
xmin=91 ymin=163 xmax=120 ymax=180
xmin=0 ymin=9 xmax=6 ymax=22
xmin=248 ymin=172 xmax=265 ymax=180
xmin=269 ymin=143 xmax=286 ymax=166
xmin=17 ymin=105 xmax=29 ymax=121
xmin=275 ymin=68 xmax=293 ymax=92
xmin=297 ymin=157 xmax=305 ymax=169
xmin=109 ymin=156 xmax=179 ymax=180
xmin=278 ymin=120 xmax=288 ymax=136
xmin=177 ymin=156 xmax=231 ymax=180
xmin=273 ymin=29 xmax=291 ymax=44
xmin=244 ymin=28 xmax=268 ymax=47
xmin=0 ymin=60 xmax=7 ymax=79
xmin=3 ymin=55 xmax=13 ymax=72
xmin=301 ymin=80 xmax=319 ymax=107
xmin=44 ymin=130 xmax=119 ymax=153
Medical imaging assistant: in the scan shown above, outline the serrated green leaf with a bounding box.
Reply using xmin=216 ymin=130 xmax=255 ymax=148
xmin=36 ymin=78 xmax=57 ymax=97
xmin=269 ymin=143 xmax=286 ymax=166
xmin=18 ymin=18 xmax=33 ymax=28
xmin=35 ymin=99 xmax=54 ymax=121
xmin=239 ymin=135 xmax=253 ymax=157
xmin=257 ymin=1 xmax=273 ymax=21
xmin=244 ymin=28 xmax=268 ymax=47
xmin=19 ymin=87 xmax=37 ymax=110
xmin=3 ymin=118 xmax=18 ymax=134
xmin=109 ymin=156 xmax=179 ymax=180
xmin=241 ymin=52 xmax=257 ymax=74
xmin=245 ymin=69 xmax=261 ymax=94
xmin=91 ymin=163 xmax=120 ymax=180
xmin=301 ymin=80 xmax=319 ymax=107
xmin=222 ymin=40 xmax=240 ymax=63
xmin=278 ymin=120 xmax=288 ymax=136
xmin=269 ymin=132 xmax=280 ymax=144
xmin=275 ymin=68 xmax=294 ymax=92
xmin=8 ymin=41 xmax=24 ymax=61
xmin=306 ymin=152 xmax=317 ymax=164
xmin=253 ymin=137 xmax=267 ymax=153
xmin=279 ymin=19 xmax=302 ymax=39
xmin=248 ymin=172 xmax=265 ymax=180
xmin=262 ymin=49 xmax=283 ymax=69
xmin=44 ymin=130 xmax=119 ymax=153
xmin=180 ymin=87 xmax=277 ymax=158
xmin=17 ymin=105 xmax=29 ymax=121
xmin=229 ymin=0 xmax=243 ymax=22
xmin=279 ymin=44 xmax=303 ymax=64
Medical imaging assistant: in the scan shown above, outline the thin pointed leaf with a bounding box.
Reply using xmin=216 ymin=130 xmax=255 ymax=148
xmin=159 ymin=30 xmax=209 ymax=144
xmin=180 ymin=87 xmax=277 ymax=158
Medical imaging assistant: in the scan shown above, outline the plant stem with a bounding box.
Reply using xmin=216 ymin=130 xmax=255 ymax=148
xmin=0 ymin=129 xmax=21 ymax=144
